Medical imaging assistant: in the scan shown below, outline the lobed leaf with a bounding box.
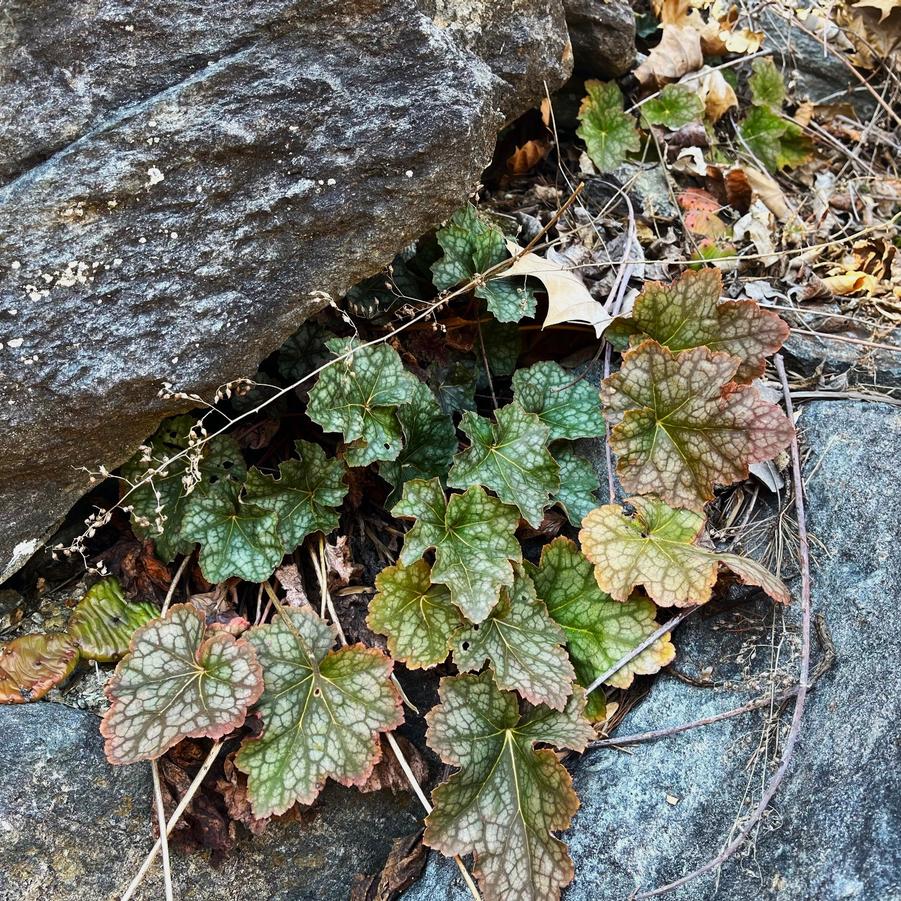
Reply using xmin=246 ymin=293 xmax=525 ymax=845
xmin=740 ymin=105 xmax=812 ymax=172
xmin=236 ymin=608 xmax=402 ymax=817
xmin=68 ymin=578 xmax=158 ymax=662
xmin=368 ymin=559 xmax=463 ymax=669
xmin=182 ymin=482 xmax=284 ymax=584
xmin=602 ymin=340 xmax=794 ymax=510
xmin=245 ymin=439 xmax=347 ymax=553
xmin=577 ymin=80 xmax=640 ymax=172
xmin=748 ymin=57 xmax=786 ymax=109
xmin=453 ymin=566 xmax=575 ymax=710
xmin=448 ymin=403 xmax=559 ymax=528
xmin=101 ymin=604 xmax=263 ymax=764
xmin=551 ymin=445 xmax=601 ymax=527
xmin=640 ymin=84 xmax=704 ymax=129
xmin=393 ymin=479 xmax=521 ymax=623
xmin=608 ymin=269 xmax=789 ymax=382
xmin=580 ymin=496 xmax=791 ymax=607
xmin=511 ymin=361 xmax=605 ymax=441
xmin=306 ymin=338 xmax=419 ymax=466
xmin=0 ymin=634 xmax=79 ymax=704
xmin=424 ymin=672 xmax=593 ymax=901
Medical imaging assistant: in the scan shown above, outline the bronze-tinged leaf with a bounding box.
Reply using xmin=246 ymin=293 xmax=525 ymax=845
xmin=602 ymin=339 xmax=794 ymax=510
xmin=580 ymin=496 xmax=791 ymax=607
xmin=0 ymin=634 xmax=79 ymax=704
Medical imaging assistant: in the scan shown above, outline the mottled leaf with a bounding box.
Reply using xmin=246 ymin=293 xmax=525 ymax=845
xmin=431 ymin=360 xmax=478 ymax=415
xmin=182 ymin=482 xmax=284 ymax=584
xmin=478 ymin=318 xmax=521 ymax=379
xmin=640 ymin=84 xmax=704 ymax=129
xmin=602 ymin=340 xmax=794 ymax=510
xmin=306 ymin=338 xmax=419 ymax=466
xmin=749 ymin=57 xmax=786 ymax=109
xmin=740 ymin=105 xmax=812 ymax=172
xmin=101 ymin=604 xmax=263 ymax=764
xmin=0 ymin=634 xmax=79 ymax=704
xmin=511 ymin=361 xmax=605 ymax=441
xmin=368 ymin=559 xmax=463 ymax=669
xmin=236 ymin=608 xmax=401 ymax=816
xmin=431 ymin=204 xmax=537 ymax=323
xmin=424 ymin=673 xmax=593 ymax=901
xmin=68 ymin=577 xmax=158 ymax=662
xmin=277 ymin=321 xmax=336 ymax=383
xmin=580 ymin=496 xmax=791 ymax=607
xmin=393 ymin=479 xmax=521 ymax=623
xmin=577 ymin=80 xmax=640 ymax=172
xmin=448 ymin=403 xmax=560 ymax=528
xmin=453 ymin=566 xmax=575 ymax=710
xmin=609 ymin=269 xmax=789 ymax=382
xmin=552 ymin=445 xmax=600 ymax=527
xmin=245 ymin=440 xmax=347 ymax=553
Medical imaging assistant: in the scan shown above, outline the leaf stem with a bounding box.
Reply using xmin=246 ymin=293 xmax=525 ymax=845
xmin=150 ymin=760 xmax=174 ymax=901
xmin=161 ymin=554 xmax=191 ymax=616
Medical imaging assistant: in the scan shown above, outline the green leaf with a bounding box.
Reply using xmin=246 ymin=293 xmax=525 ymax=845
xmin=580 ymin=496 xmax=792 ymax=607
xmin=122 ymin=416 xmax=246 ymax=562
xmin=577 ymin=80 xmax=640 ymax=172
xmin=393 ymin=479 xmax=521 ymax=623
xmin=100 ymin=604 xmax=263 ymax=764
xmin=640 ymin=84 xmax=704 ymax=129
xmin=431 ymin=360 xmax=478 ymax=415
xmin=379 ymin=381 xmax=458 ymax=500
xmin=277 ymin=321 xmax=336 ymax=384
xmin=68 ymin=578 xmax=158 ymax=662
xmin=0 ymin=634 xmax=79 ymax=704
xmin=749 ymin=57 xmax=786 ymax=109
xmin=236 ymin=607 xmax=401 ymax=816
xmin=740 ymin=105 xmax=812 ymax=171
xmin=182 ymin=482 xmax=284 ymax=584
xmin=511 ymin=361 xmax=605 ymax=441
xmin=448 ymin=403 xmax=559 ymax=528
xmin=368 ymin=559 xmax=463 ymax=669
xmin=306 ymin=338 xmax=419 ymax=467
xmin=245 ymin=440 xmax=347 ymax=553
xmin=478 ymin=318 xmax=522 ymax=380
xmin=453 ymin=566 xmax=575 ymax=710
xmin=528 ymin=538 xmax=676 ymax=709
xmin=424 ymin=672 xmax=593 ymax=901
xmin=552 ymin=445 xmax=600 ymax=526
xmin=431 ymin=205 xmax=537 ymax=323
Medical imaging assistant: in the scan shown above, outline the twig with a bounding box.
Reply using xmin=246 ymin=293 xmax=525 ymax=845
xmin=584 ymin=607 xmax=698 ymax=696
xmin=121 ymin=742 xmax=224 ymax=901
xmin=310 ymin=537 xmax=347 ymax=645
xmin=160 ymin=554 xmax=191 ymax=616
xmin=477 ymin=317 xmax=498 ymax=409
xmin=150 ymin=761 xmax=174 ymax=901
xmin=635 ymin=354 xmax=811 ymax=898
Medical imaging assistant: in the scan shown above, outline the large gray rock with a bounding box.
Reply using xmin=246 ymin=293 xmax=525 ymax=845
xmin=0 ymin=701 xmax=421 ymax=900
xmin=402 ymin=400 xmax=901 ymax=899
xmin=563 ymin=0 xmax=635 ymax=78
xmin=0 ymin=0 xmax=572 ymax=582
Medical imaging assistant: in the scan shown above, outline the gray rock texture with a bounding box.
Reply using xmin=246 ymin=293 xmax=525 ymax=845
xmin=402 ymin=400 xmax=901 ymax=899
xmin=0 ymin=702 xmax=421 ymax=900
xmin=0 ymin=0 xmax=572 ymax=582
xmin=563 ymin=0 xmax=635 ymax=77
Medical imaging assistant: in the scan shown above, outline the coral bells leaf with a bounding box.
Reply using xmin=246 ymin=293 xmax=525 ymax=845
xmin=601 ymin=340 xmax=794 ymax=510
xmin=640 ymin=83 xmax=704 ymax=129
xmin=424 ymin=672 xmax=593 ymax=901
xmin=453 ymin=566 xmax=575 ymax=710
xmin=306 ymin=338 xmax=419 ymax=467
xmin=368 ymin=559 xmax=463 ymax=670
xmin=609 ymin=269 xmax=789 ymax=383
xmin=448 ymin=403 xmax=560 ymax=528
xmin=577 ymin=80 xmax=640 ymax=172
xmin=0 ymin=633 xmax=79 ymax=704
xmin=527 ymin=538 xmax=675 ymax=718
xmin=100 ymin=604 xmax=263 ymax=764
xmin=579 ymin=496 xmax=791 ymax=607
xmin=393 ymin=479 xmax=521 ymax=623
xmin=236 ymin=608 xmax=402 ymax=817
xmin=552 ymin=445 xmax=600 ymax=526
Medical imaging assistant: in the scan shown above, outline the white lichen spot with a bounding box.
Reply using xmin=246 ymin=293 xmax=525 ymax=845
xmin=146 ymin=167 xmax=165 ymax=186
xmin=11 ymin=261 xmax=20 ymax=270
xmin=170 ymin=231 xmax=178 ymax=239
xmin=405 ymin=169 xmax=414 ymax=178
xmin=327 ymin=178 xmax=336 ymax=186
xmin=8 ymin=338 xmax=24 ymax=348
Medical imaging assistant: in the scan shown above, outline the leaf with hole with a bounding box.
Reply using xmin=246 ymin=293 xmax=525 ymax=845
xmin=236 ymin=607 xmax=401 ymax=816
xmin=100 ymin=604 xmax=263 ymax=764
xmin=512 ymin=361 xmax=605 ymax=441
xmin=431 ymin=204 xmax=537 ymax=323
xmin=306 ymin=338 xmax=419 ymax=466
xmin=245 ymin=440 xmax=347 ymax=554
xmin=393 ymin=479 xmax=521 ymax=623
xmin=368 ymin=559 xmax=463 ymax=669
xmin=607 ymin=269 xmax=789 ymax=382
xmin=424 ymin=672 xmax=593 ymax=901
xmin=602 ymin=340 xmax=794 ymax=510
xmin=640 ymin=84 xmax=704 ymax=129
xmin=453 ymin=566 xmax=575 ymax=710
xmin=580 ymin=496 xmax=791 ymax=607
xmin=68 ymin=578 xmax=158 ymax=662
xmin=577 ymin=80 xmax=640 ymax=172
xmin=0 ymin=634 xmax=79 ymax=704
xmin=448 ymin=403 xmax=559 ymax=528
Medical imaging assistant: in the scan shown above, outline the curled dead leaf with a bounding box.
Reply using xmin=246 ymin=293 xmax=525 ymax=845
xmin=635 ymin=25 xmax=703 ymax=86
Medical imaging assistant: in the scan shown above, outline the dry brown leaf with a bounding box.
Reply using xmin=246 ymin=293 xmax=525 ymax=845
xmin=635 ymin=25 xmax=703 ymax=86
xmin=506 ymin=139 xmax=551 ymax=175
xmin=734 ymin=200 xmax=778 ymax=266
xmin=742 ymin=165 xmax=793 ymax=222
xmin=724 ymin=168 xmax=752 ymax=214
xmin=684 ymin=66 xmax=738 ymax=122
xmin=821 ymin=271 xmax=879 ymax=296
